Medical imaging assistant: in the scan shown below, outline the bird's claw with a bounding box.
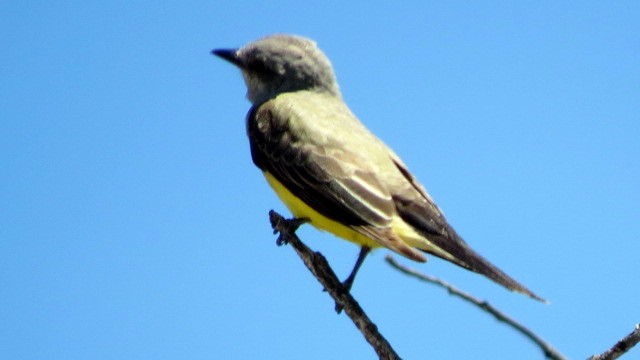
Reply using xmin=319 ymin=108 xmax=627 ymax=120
xmin=268 ymin=210 xmax=309 ymax=246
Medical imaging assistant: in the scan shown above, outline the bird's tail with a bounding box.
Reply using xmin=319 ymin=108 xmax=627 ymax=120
xmin=397 ymin=208 xmax=546 ymax=302
xmin=444 ymin=238 xmax=547 ymax=302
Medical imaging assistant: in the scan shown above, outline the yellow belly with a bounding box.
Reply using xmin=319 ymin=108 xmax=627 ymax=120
xmin=263 ymin=171 xmax=381 ymax=249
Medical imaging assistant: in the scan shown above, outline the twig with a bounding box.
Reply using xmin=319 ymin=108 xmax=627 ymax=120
xmin=385 ymin=255 xmax=566 ymax=360
xmin=269 ymin=210 xmax=402 ymax=360
xmin=588 ymin=324 xmax=640 ymax=360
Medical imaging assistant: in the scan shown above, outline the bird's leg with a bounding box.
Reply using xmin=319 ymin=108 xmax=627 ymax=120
xmin=333 ymin=246 xmax=371 ymax=314
xmin=342 ymin=246 xmax=371 ymax=292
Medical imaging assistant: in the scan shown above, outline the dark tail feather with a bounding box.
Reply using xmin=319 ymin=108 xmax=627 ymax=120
xmin=447 ymin=239 xmax=547 ymax=302
xmin=398 ymin=206 xmax=546 ymax=302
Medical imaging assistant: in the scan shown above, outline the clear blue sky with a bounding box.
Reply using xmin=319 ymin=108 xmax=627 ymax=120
xmin=2 ymin=2 xmax=639 ymax=359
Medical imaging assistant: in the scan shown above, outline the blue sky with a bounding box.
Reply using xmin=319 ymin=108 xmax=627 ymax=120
xmin=2 ymin=1 xmax=639 ymax=359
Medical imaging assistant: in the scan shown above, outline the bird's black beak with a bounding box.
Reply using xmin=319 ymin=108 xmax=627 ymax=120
xmin=211 ymin=48 xmax=243 ymax=68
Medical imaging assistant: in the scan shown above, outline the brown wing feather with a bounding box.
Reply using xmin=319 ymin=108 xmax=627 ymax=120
xmin=247 ymin=104 xmax=427 ymax=261
xmin=248 ymin=105 xmax=389 ymax=225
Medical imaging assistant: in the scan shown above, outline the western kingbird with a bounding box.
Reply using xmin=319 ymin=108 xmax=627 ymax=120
xmin=212 ymin=34 xmax=543 ymax=301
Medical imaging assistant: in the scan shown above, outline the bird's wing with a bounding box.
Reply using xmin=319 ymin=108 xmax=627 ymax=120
xmin=387 ymin=152 xmax=458 ymax=244
xmin=247 ymin=100 xmax=426 ymax=261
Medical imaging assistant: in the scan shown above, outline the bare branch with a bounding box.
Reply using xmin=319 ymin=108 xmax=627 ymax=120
xmin=269 ymin=210 xmax=401 ymax=360
xmin=588 ymin=324 xmax=640 ymax=360
xmin=385 ymin=255 xmax=566 ymax=360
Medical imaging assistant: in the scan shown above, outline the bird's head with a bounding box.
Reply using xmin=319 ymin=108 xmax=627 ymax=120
xmin=213 ymin=34 xmax=340 ymax=104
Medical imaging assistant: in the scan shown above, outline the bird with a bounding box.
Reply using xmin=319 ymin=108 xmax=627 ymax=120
xmin=212 ymin=34 xmax=544 ymax=301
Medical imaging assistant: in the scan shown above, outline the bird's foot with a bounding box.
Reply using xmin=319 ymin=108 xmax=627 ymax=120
xmin=269 ymin=210 xmax=309 ymax=246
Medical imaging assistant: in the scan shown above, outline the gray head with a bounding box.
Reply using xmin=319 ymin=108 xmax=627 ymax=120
xmin=212 ymin=34 xmax=341 ymax=104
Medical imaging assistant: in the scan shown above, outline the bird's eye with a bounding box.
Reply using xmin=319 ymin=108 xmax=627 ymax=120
xmin=247 ymin=59 xmax=270 ymax=75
